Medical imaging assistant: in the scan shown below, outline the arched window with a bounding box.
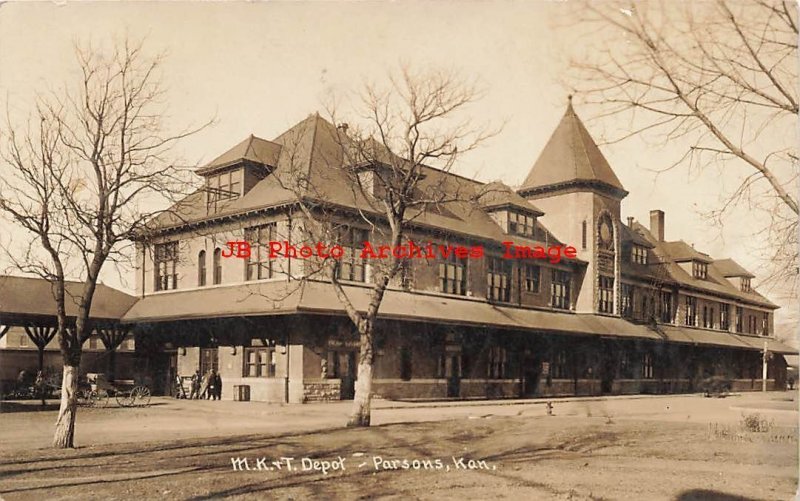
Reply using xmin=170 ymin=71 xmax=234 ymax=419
xmin=213 ymin=248 xmax=222 ymax=285
xmin=198 ymin=250 xmax=207 ymax=286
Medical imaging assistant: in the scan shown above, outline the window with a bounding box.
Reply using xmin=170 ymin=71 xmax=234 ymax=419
xmin=631 ymin=245 xmax=648 ymax=265
xmin=207 ymin=169 xmax=242 ymax=209
xmin=720 ymin=303 xmax=730 ymax=330
xmin=198 ymin=250 xmax=207 ymax=286
xmin=336 ymin=227 xmax=368 ymax=282
xmin=741 ymin=277 xmax=751 ymax=292
xmin=524 ymin=264 xmax=540 ymax=293
xmin=439 ymin=251 xmax=467 ymax=295
xmin=551 ymin=270 xmax=571 ymax=310
xmin=245 ymin=223 xmax=276 ymax=281
xmin=692 ymin=261 xmax=708 ymax=280
xmin=702 ymin=305 xmax=710 ymax=328
xmin=735 ymin=306 xmax=743 ymax=333
xmin=642 ymin=353 xmax=654 ymax=379
xmin=598 ymin=275 xmax=614 ymax=314
xmin=684 ymin=296 xmax=697 ymax=326
xmin=581 ymin=220 xmax=587 ymax=249
xmin=488 ymin=346 xmax=507 ymax=378
xmin=213 ymin=248 xmax=222 ymax=285
xmin=761 ymin=313 xmax=769 ymax=336
xmin=659 ymin=291 xmax=673 ymax=323
xmin=620 ymin=283 xmax=633 ymax=317
xmin=400 ymin=346 xmax=412 ymax=381
xmin=19 ymin=334 xmax=27 ymax=347
xmin=748 ymin=315 xmax=757 ymax=334
xmin=154 ymin=241 xmax=179 ymax=291
xmin=508 ymin=212 xmax=534 ymax=237
xmin=398 ymin=258 xmax=414 ymax=291
xmin=487 ymin=257 xmax=511 ymax=302
xmin=552 ymin=350 xmax=569 ymax=379
xmin=243 ymin=347 xmax=276 ymax=377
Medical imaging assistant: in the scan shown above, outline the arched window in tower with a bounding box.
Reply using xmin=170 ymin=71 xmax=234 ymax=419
xmin=213 ymin=248 xmax=222 ymax=285
xmin=581 ymin=220 xmax=587 ymax=249
xmin=198 ymin=250 xmax=207 ymax=286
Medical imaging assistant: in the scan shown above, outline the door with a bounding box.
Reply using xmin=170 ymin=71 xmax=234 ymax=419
xmin=200 ymin=348 xmax=219 ymax=376
xmin=446 ymin=354 xmax=461 ymax=398
xmin=339 ymin=351 xmax=356 ymax=400
xmin=522 ymin=353 xmax=541 ymax=396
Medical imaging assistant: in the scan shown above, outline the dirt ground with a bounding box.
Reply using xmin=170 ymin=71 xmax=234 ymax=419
xmin=0 ymin=393 xmax=797 ymax=500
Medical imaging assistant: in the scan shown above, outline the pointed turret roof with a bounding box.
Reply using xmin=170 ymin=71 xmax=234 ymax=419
xmin=519 ymin=98 xmax=627 ymax=199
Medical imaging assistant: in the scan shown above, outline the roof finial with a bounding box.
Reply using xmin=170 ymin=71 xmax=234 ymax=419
xmin=567 ymin=94 xmax=574 ymax=111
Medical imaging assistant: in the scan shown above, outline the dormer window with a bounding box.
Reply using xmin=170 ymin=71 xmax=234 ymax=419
xmin=741 ymin=277 xmax=751 ymax=292
xmin=508 ymin=211 xmax=535 ymax=237
xmin=207 ymin=169 xmax=242 ymax=210
xmin=692 ymin=261 xmax=708 ymax=280
xmin=631 ymin=245 xmax=647 ymax=265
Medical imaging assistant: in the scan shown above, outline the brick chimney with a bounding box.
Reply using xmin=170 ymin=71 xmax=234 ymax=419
xmin=627 ymin=216 xmax=634 ymax=227
xmin=650 ymin=210 xmax=665 ymax=241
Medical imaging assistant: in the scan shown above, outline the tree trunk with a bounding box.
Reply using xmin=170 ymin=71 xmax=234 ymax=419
xmin=52 ymin=364 xmax=79 ymax=448
xmin=347 ymin=361 xmax=373 ymax=427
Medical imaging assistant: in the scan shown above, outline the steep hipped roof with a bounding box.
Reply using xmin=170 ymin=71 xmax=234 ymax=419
xmin=0 ymin=275 xmax=138 ymax=322
xmin=196 ymin=134 xmax=282 ymax=175
xmin=715 ymin=258 xmax=756 ymax=278
xmin=519 ymin=101 xmax=626 ymax=197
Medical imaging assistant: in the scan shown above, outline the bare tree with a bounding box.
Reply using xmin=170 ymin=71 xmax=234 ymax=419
xmin=567 ymin=0 xmax=798 ymax=291
xmin=0 ymin=38 xmax=203 ymax=448
xmin=270 ymin=67 xmax=496 ymax=426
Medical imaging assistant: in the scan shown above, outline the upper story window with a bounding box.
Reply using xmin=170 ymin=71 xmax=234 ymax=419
xmin=336 ymin=227 xmax=369 ymax=283
xmin=719 ymin=303 xmax=730 ymax=330
xmin=154 ymin=241 xmax=179 ymax=291
xmin=439 ymin=251 xmax=467 ymax=295
xmin=198 ymin=250 xmax=206 ymax=286
xmin=213 ymin=248 xmax=222 ymax=285
xmin=245 ymin=223 xmax=277 ymax=281
xmin=487 ymin=257 xmax=511 ymax=302
xmin=761 ymin=312 xmax=769 ymax=336
xmin=659 ymin=291 xmax=673 ymax=323
xmin=524 ymin=264 xmax=540 ymax=293
xmin=551 ymin=269 xmax=571 ymax=310
xmin=207 ymin=169 xmax=242 ymax=210
xmin=598 ymin=275 xmax=614 ymax=314
xmin=692 ymin=261 xmax=708 ymax=280
xmin=631 ymin=245 xmax=648 ymax=265
xmin=684 ymin=296 xmax=697 ymax=326
xmin=398 ymin=258 xmax=414 ymax=291
xmin=620 ymin=283 xmax=633 ymax=317
xmin=741 ymin=277 xmax=751 ymax=292
xmin=508 ymin=211 xmax=534 ymax=237
xmin=735 ymin=305 xmax=743 ymax=333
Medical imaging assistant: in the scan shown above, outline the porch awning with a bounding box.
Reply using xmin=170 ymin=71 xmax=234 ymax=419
xmin=658 ymin=325 xmax=797 ymax=354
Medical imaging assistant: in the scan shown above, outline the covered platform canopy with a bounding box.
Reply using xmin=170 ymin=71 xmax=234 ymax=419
xmin=122 ymin=279 xmax=797 ymax=355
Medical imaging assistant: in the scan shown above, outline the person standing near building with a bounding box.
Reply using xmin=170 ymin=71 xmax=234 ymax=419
xmin=213 ymin=371 xmax=222 ymax=400
xmin=200 ymin=369 xmax=212 ymax=399
xmin=189 ymin=370 xmax=201 ymax=399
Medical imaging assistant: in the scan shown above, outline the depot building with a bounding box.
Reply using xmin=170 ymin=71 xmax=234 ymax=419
xmin=104 ymin=103 xmax=796 ymax=403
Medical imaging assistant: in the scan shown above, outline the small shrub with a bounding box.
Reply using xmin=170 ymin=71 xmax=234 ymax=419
xmin=740 ymin=412 xmax=773 ymax=433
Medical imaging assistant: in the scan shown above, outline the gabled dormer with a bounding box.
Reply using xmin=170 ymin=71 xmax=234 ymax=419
xmin=661 ymin=240 xmax=713 ymax=280
xmin=715 ymin=258 xmax=756 ymax=292
xmin=196 ymin=135 xmax=281 ymax=211
xmin=479 ymin=181 xmax=544 ymax=238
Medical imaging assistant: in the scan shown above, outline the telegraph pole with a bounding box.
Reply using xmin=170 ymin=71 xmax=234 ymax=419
xmin=762 ymin=340 xmax=768 ymax=392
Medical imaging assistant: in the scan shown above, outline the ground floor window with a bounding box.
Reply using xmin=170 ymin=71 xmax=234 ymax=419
xmin=243 ymin=347 xmax=276 ymax=377
xmin=642 ymin=353 xmax=654 ymax=379
xmin=487 ymin=346 xmax=507 ymax=378
xmin=400 ymin=346 xmax=412 ymax=381
xmin=551 ymin=350 xmax=569 ymax=379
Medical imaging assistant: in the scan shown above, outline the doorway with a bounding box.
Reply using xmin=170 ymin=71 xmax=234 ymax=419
xmin=446 ymin=354 xmax=461 ymax=398
xmin=329 ymin=350 xmax=357 ymax=400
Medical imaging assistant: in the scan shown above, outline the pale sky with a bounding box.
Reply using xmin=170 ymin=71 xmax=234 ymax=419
xmin=0 ymin=1 xmax=795 ymax=327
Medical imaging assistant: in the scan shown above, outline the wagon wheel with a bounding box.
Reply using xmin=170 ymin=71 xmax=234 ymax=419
xmin=92 ymin=389 xmax=110 ymax=408
xmin=131 ymin=386 xmax=151 ymax=407
xmin=116 ymin=389 xmax=134 ymax=408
